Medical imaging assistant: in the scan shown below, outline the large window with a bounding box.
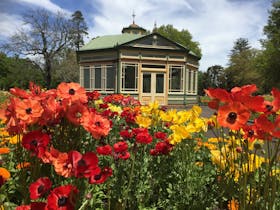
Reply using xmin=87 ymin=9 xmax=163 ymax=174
xmin=81 ymin=64 xmax=116 ymax=92
xmin=121 ymin=63 xmax=138 ymax=92
xmin=169 ymin=65 xmax=184 ymax=93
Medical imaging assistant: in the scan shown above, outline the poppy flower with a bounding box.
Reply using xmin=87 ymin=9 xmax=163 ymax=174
xmin=57 ymin=82 xmax=87 ymax=105
xmin=0 ymin=167 xmax=10 ymax=187
xmin=89 ymin=167 xmax=113 ymax=184
xmin=96 ymin=145 xmax=112 ymax=156
xmin=86 ymin=90 xmax=100 ymax=101
xmin=66 ymin=102 xmax=89 ymax=125
xmin=119 ymin=129 xmax=133 ymax=139
xmin=154 ymin=131 xmax=167 ymax=141
xmin=69 ymin=151 xmax=100 ymax=178
xmin=29 ymin=177 xmax=52 ymax=200
xmin=113 ymin=141 xmax=130 ymax=160
xmin=82 ymin=112 xmax=111 ymax=139
xmin=135 ymin=131 xmax=153 ymax=144
xmin=217 ymin=102 xmax=250 ymax=130
xmin=150 ymin=141 xmax=173 ymax=156
xmin=14 ymin=98 xmax=43 ymax=125
xmin=271 ymin=88 xmax=280 ymax=112
xmin=46 ymin=185 xmax=78 ymax=210
xmin=16 ymin=162 xmax=31 ymax=169
xmin=0 ymin=147 xmax=10 ymax=154
xmin=52 ymin=152 xmax=72 ymax=178
xmin=22 ymin=130 xmax=50 ymax=158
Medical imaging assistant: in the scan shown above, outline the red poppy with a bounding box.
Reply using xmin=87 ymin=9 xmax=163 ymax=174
xmin=86 ymin=90 xmax=100 ymax=101
xmin=46 ymin=185 xmax=78 ymax=210
xmin=135 ymin=130 xmax=153 ymax=144
xmin=217 ymin=102 xmax=250 ymax=130
xmin=205 ymin=88 xmax=232 ymax=104
xmin=16 ymin=205 xmax=31 ymax=210
xmin=120 ymin=109 xmax=138 ymax=124
xmin=10 ymin=87 xmax=30 ymax=99
xmin=22 ymin=130 xmax=50 ymax=158
xmin=96 ymin=145 xmax=112 ymax=156
xmin=40 ymin=146 xmax=60 ymax=164
xmin=29 ymin=177 xmax=52 ymax=200
xmin=69 ymin=151 xmax=100 ymax=178
xmin=89 ymin=167 xmax=113 ymax=184
xmin=57 ymin=82 xmax=88 ymax=105
xmin=271 ymin=88 xmax=280 ymax=112
xmin=154 ymin=131 xmax=167 ymax=141
xmin=120 ymin=129 xmax=133 ymax=139
xmin=113 ymin=141 xmax=130 ymax=160
xmin=66 ymin=102 xmax=89 ymax=125
xmin=14 ymin=98 xmax=43 ymax=125
xmin=82 ymin=112 xmax=111 ymax=139
xmin=254 ymin=114 xmax=275 ymax=133
xmin=150 ymin=141 xmax=173 ymax=156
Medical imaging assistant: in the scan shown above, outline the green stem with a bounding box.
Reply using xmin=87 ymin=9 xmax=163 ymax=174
xmin=122 ymin=145 xmax=136 ymax=210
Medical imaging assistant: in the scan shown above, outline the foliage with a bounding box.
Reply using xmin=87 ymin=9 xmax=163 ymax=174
xmin=52 ymin=49 xmax=79 ymax=87
xmin=0 ymin=53 xmax=44 ymax=90
xmin=225 ymin=38 xmax=261 ymax=89
xmin=156 ymin=24 xmax=202 ymax=57
xmin=70 ymin=11 xmax=88 ymax=51
xmin=1 ymin=9 xmax=77 ymax=89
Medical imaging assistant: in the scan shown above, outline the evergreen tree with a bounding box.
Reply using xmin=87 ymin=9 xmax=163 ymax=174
xmin=71 ymin=10 xmax=88 ymax=50
xmin=260 ymin=0 xmax=280 ymax=90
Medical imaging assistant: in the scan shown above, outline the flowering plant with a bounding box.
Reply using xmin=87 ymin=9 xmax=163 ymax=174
xmin=0 ymin=82 xmax=207 ymax=209
xmin=202 ymin=84 xmax=280 ymax=209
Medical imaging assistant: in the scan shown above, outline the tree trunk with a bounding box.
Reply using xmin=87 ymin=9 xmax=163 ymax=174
xmin=45 ymin=58 xmax=52 ymax=89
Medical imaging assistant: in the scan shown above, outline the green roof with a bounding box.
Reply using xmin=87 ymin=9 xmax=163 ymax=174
xmin=80 ymin=33 xmax=144 ymax=51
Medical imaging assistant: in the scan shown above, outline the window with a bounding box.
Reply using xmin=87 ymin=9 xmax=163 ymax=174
xmin=186 ymin=69 xmax=197 ymax=94
xmin=169 ymin=65 xmax=184 ymax=93
xmin=121 ymin=63 xmax=138 ymax=92
xmin=81 ymin=64 xmax=116 ymax=92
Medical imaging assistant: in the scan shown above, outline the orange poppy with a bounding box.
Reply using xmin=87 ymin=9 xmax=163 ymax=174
xmin=227 ymin=199 xmax=239 ymax=210
xmin=57 ymin=82 xmax=87 ymax=105
xmin=0 ymin=147 xmax=10 ymax=154
xmin=0 ymin=167 xmax=10 ymax=180
xmin=66 ymin=102 xmax=89 ymax=125
xmin=82 ymin=112 xmax=111 ymax=139
xmin=52 ymin=152 xmax=72 ymax=178
xmin=14 ymin=98 xmax=43 ymax=124
xmin=16 ymin=162 xmax=31 ymax=169
xmin=217 ymin=102 xmax=250 ymax=130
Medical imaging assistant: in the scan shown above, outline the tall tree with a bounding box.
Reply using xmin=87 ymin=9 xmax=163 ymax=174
xmin=156 ymin=24 xmax=202 ymax=57
xmin=2 ymin=9 xmax=74 ymax=89
xmin=260 ymin=0 xmax=280 ymax=90
xmin=204 ymin=65 xmax=227 ymax=88
xmin=70 ymin=10 xmax=88 ymax=50
xmin=225 ymin=38 xmax=260 ymax=88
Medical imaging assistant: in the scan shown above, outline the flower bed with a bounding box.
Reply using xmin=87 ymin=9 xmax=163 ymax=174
xmin=0 ymin=82 xmax=279 ymax=209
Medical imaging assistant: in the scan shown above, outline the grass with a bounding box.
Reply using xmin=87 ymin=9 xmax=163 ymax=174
xmin=0 ymin=91 xmax=9 ymax=105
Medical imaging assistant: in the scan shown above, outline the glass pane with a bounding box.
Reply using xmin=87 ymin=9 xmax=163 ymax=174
xmin=125 ymin=65 xmax=136 ymax=89
xmin=95 ymin=67 xmax=101 ymax=89
xmin=84 ymin=67 xmax=90 ymax=89
xmin=143 ymin=74 xmax=151 ymax=93
xmin=156 ymin=74 xmax=164 ymax=93
xmin=171 ymin=67 xmax=181 ymax=91
xmin=106 ymin=65 xmax=115 ymax=89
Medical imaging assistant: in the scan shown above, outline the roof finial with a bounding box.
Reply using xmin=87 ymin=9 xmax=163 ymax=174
xmin=132 ymin=10 xmax=136 ymax=24
xmin=153 ymin=21 xmax=157 ymax=32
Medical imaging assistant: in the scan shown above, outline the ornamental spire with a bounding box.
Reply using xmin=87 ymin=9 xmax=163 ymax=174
xmin=132 ymin=11 xmax=135 ymax=24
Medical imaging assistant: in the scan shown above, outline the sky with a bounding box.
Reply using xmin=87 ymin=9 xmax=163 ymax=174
xmin=0 ymin=0 xmax=273 ymax=71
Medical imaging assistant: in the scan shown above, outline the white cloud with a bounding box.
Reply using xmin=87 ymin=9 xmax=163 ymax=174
xmin=0 ymin=13 xmax=25 ymax=38
xmin=86 ymin=0 xmax=269 ymax=71
xmin=16 ymin=0 xmax=71 ymax=15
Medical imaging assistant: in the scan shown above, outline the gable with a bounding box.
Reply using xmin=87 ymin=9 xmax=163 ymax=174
xmin=122 ymin=33 xmax=186 ymax=51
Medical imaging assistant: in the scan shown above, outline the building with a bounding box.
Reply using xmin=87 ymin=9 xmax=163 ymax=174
xmin=77 ymin=20 xmax=200 ymax=105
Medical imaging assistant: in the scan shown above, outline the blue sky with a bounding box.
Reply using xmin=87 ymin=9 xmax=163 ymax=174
xmin=0 ymin=0 xmax=273 ymax=71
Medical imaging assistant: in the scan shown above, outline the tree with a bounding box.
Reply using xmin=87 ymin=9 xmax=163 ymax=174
xmin=70 ymin=11 xmax=88 ymax=50
xmin=205 ymin=65 xmax=227 ymax=88
xmin=2 ymin=9 xmax=74 ymax=89
xmin=156 ymin=24 xmax=202 ymax=57
xmin=0 ymin=53 xmax=44 ymax=90
xmin=225 ymin=38 xmax=260 ymax=89
xmin=259 ymin=0 xmax=280 ymax=90
xmin=52 ymin=49 xmax=79 ymax=86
